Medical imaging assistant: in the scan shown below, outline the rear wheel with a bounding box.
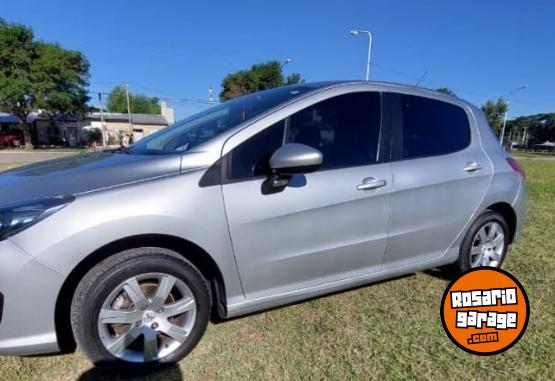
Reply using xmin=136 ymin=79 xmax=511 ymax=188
xmin=456 ymin=210 xmax=509 ymax=273
xmin=71 ymin=247 xmax=211 ymax=370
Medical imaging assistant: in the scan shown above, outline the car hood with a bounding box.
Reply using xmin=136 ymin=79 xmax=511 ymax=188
xmin=0 ymin=152 xmax=183 ymax=206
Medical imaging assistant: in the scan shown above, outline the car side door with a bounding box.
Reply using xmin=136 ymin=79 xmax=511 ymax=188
xmin=220 ymin=91 xmax=393 ymax=300
xmin=382 ymin=92 xmax=492 ymax=269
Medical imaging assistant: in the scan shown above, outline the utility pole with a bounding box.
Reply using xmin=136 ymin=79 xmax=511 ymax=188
xmin=125 ymin=83 xmax=132 ymax=134
xmin=98 ymin=93 xmax=107 ymax=147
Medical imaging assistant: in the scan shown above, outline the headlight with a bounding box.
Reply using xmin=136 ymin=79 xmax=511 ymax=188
xmin=0 ymin=196 xmax=75 ymax=240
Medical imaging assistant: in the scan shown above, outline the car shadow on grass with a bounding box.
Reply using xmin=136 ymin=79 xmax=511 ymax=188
xmin=77 ymin=363 xmax=183 ymax=381
xmin=423 ymin=266 xmax=457 ymax=281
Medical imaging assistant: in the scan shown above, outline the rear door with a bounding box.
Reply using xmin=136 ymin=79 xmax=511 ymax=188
xmin=382 ymin=92 xmax=492 ymax=268
xmin=221 ymin=91 xmax=393 ymax=299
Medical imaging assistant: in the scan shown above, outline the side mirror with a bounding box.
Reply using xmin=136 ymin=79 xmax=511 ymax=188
xmin=270 ymin=143 xmax=323 ymax=176
xmin=263 ymin=143 xmax=323 ymax=192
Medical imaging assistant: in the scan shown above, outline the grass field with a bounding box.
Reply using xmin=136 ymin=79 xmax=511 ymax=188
xmin=0 ymin=158 xmax=553 ymax=380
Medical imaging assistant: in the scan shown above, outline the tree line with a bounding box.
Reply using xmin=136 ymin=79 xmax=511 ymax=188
xmin=0 ymin=18 xmax=552 ymax=149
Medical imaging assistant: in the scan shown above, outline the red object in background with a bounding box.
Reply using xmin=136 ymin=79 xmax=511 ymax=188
xmin=506 ymin=157 xmax=526 ymax=179
xmin=0 ymin=134 xmax=19 ymax=146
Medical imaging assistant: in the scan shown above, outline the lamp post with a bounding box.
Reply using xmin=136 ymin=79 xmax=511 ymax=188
xmin=350 ymin=29 xmax=372 ymax=81
xmin=499 ymin=85 xmax=527 ymax=145
xmin=280 ymin=58 xmax=292 ymax=69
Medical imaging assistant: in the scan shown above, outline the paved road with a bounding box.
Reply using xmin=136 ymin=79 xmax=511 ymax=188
xmin=0 ymin=150 xmax=78 ymax=163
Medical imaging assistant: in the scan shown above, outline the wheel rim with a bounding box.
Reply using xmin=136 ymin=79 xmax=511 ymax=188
xmin=97 ymin=272 xmax=197 ymax=363
xmin=469 ymin=221 xmax=505 ymax=268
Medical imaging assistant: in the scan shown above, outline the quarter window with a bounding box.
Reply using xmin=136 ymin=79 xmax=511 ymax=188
xmin=399 ymin=94 xmax=470 ymax=158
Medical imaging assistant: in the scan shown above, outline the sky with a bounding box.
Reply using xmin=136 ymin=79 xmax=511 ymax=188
xmin=3 ymin=0 xmax=554 ymax=120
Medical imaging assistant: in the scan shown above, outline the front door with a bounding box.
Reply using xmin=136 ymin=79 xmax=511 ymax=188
xmin=221 ymin=92 xmax=393 ymax=299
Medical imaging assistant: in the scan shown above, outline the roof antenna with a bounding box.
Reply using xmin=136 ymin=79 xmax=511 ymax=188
xmin=414 ymin=70 xmax=428 ymax=87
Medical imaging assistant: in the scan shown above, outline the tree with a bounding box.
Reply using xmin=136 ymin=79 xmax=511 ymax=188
xmin=220 ymin=60 xmax=304 ymax=101
xmin=507 ymin=113 xmax=555 ymax=147
xmin=107 ymin=86 xmax=161 ymax=115
xmin=481 ymin=98 xmax=509 ymax=135
xmin=0 ymin=18 xmax=90 ymax=148
xmin=436 ymin=87 xmax=457 ymax=97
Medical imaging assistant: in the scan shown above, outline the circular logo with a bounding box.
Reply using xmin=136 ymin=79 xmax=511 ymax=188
xmin=440 ymin=267 xmax=529 ymax=355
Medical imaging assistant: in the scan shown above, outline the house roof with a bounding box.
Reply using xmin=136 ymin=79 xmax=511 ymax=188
xmin=88 ymin=112 xmax=168 ymax=125
xmin=0 ymin=113 xmax=41 ymax=123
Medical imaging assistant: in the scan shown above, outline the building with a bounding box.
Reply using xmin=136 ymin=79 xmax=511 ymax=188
xmin=0 ymin=102 xmax=175 ymax=147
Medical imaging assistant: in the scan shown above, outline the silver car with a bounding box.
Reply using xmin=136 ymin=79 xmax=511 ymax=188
xmin=0 ymin=81 xmax=527 ymax=370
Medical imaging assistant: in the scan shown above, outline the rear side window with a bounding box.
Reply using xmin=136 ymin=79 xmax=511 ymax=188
xmin=398 ymin=94 xmax=470 ymax=159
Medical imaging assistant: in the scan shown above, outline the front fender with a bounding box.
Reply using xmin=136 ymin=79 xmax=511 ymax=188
xmin=10 ymin=172 xmax=244 ymax=304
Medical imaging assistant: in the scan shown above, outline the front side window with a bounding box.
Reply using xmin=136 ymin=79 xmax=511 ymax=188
xmin=398 ymin=94 xmax=470 ymax=159
xmin=226 ymin=92 xmax=382 ymax=181
xmin=286 ymin=92 xmax=381 ymax=170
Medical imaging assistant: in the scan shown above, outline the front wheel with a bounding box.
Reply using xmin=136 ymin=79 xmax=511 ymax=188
xmin=71 ymin=247 xmax=211 ymax=370
xmin=455 ymin=210 xmax=510 ymax=273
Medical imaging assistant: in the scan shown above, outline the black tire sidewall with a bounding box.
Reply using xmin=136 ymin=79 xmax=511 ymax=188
xmin=71 ymin=248 xmax=211 ymax=370
xmin=458 ymin=211 xmax=510 ymax=273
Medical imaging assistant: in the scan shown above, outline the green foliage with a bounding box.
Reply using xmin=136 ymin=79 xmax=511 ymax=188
xmin=507 ymin=113 xmax=555 ymax=147
xmin=436 ymin=87 xmax=456 ymax=97
xmin=481 ymin=98 xmax=509 ymax=134
xmin=0 ymin=18 xmax=90 ymax=146
xmin=286 ymin=73 xmax=303 ymax=85
xmin=107 ymin=85 xmax=161 ymax=115
xmin=220 ymin=60 xmax=304 ymax=101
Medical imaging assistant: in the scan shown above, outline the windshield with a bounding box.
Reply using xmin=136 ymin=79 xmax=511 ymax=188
xmin=130 ymin=85 xmax=316 ymax=154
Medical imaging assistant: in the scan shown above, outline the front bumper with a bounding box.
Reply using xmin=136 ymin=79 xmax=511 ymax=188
xmin=0 ymin=239 xmax=64 ymax=355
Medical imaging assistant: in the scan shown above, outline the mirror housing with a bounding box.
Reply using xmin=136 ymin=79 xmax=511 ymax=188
xmin=269 ymin=143 xmax=323 ymax=176
xmin=262 ymin=143 xmax=323 ymax=194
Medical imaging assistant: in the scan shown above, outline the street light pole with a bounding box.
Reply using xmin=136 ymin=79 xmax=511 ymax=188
xmin=280 ymin=58 xmax=292 ymax=69
xmin=499 ymin=85 xmax=527 ymax=145
xmin=125 ymin=83 xmax=132 ymax=134
xmin=350 ymin=30 xmax=372 ymax=81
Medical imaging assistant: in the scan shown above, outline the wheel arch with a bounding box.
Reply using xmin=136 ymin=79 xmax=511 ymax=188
xmin=54 ymin=234 xmax=227 ymax=353
xmin=486 ymin=202 xmax=517 ymax=243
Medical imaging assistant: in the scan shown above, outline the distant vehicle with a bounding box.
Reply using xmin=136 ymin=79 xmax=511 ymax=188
xmin=0 ymin=81 xmax=527 ymax=370
xmin=0 ymin=134 xmax=19 ymax=147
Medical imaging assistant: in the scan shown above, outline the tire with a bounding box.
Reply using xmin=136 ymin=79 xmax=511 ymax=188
xmin=71 ymin=247 xmax=211 ymax=371
xmin=455 ymin=210 xmax=510 ymax=273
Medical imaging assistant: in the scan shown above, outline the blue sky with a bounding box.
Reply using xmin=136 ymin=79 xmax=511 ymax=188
xmin=3 ymin=0 xmax=554 ymax=119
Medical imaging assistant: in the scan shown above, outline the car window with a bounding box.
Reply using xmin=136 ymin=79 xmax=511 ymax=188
xmin=130 ymin=85 xmax=314 ymax=155
xmin=225 ymin=91 xmax=382 ymax=181
xmin=226 ymin=120 xmax=285 ymax=181
xmin=399 ymin=94 xmax=470 ymax=158
xmin=286 ymin=92 xmax=381 ymax=170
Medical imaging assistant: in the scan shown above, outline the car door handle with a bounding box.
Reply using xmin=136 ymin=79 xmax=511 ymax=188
xmin=463 ymin=161 xmax=482 ymax=172
xmin=357 ymin=177 xmax=387 ymax=191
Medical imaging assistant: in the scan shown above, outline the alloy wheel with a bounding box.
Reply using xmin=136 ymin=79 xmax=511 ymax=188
xmin=97 ymin=272 xmax=197 ymax=363
xmin=469 ymin=221 xmax=505 ymax=268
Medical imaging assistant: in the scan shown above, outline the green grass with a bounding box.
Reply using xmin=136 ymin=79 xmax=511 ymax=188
xmin=0 ymin=159 xmax=553 ymax=380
